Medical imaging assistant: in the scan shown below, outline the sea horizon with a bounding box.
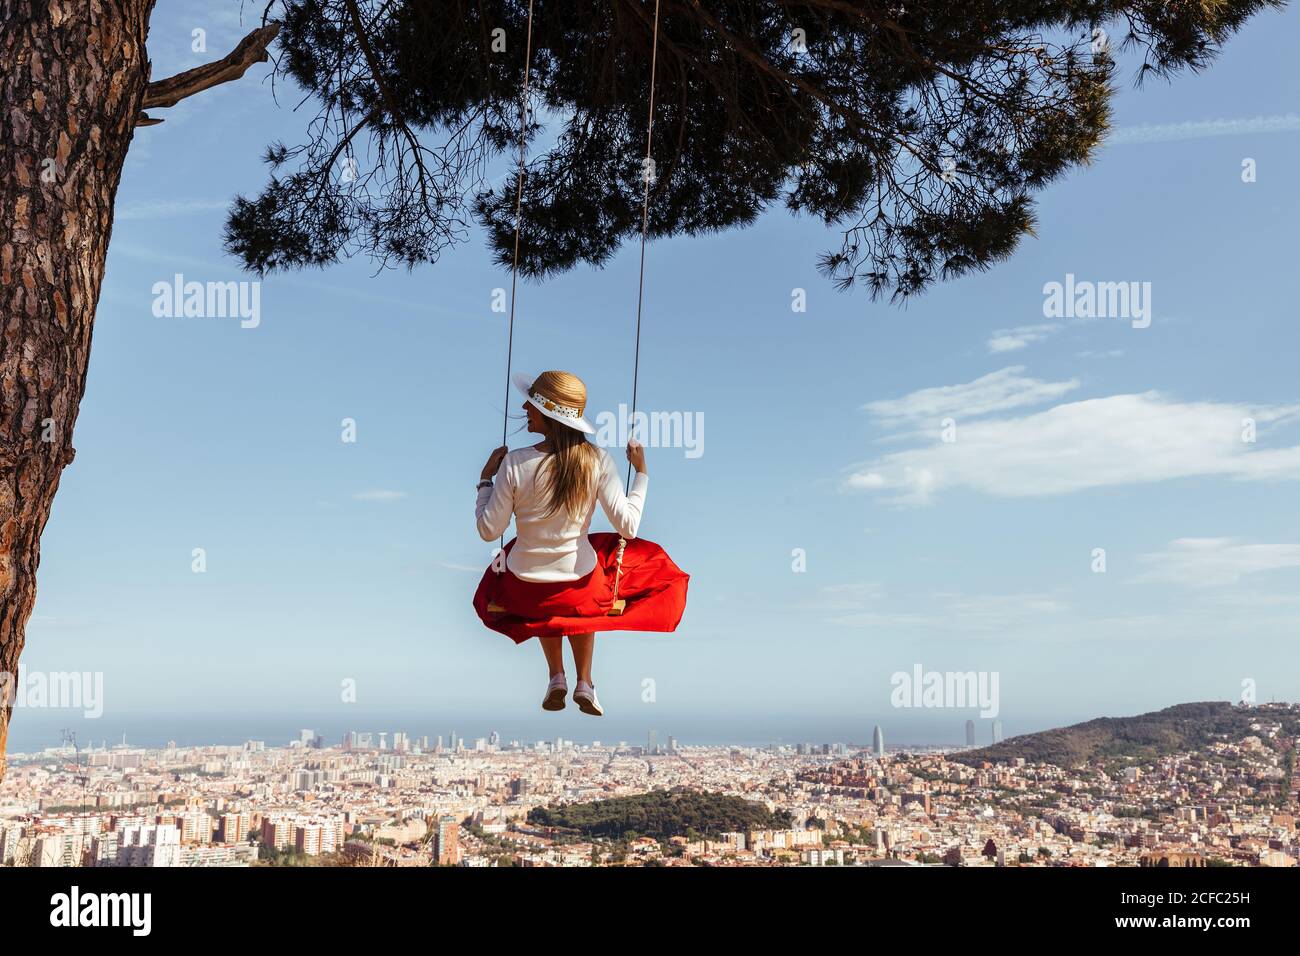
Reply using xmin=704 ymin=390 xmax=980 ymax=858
xmin=3 ymin=700 xmax=1252 ymax=755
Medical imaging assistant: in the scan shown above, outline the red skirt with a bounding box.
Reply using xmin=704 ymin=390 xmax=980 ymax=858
xmin=473 ymin=532 xmax=689 ymax=643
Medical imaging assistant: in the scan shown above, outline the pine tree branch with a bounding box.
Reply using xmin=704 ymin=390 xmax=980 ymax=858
xmin=137 ymin=22 xmax=281 ymax=123
xmin=342 ymin=0 xmax=433 ymax=209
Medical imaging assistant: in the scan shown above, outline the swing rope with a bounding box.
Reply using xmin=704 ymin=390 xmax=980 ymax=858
xmin=502 ymin=0 xmax=537 ymax=448
xmin=490 ymin=0 xmax=661 ymax=618
xmin=626 ymin=0 xmax=661 ymax=490
xmin=496 ymin=0 xmax=537 ymax=558
xmin=610 ymin=0 xmax=663 ymax=616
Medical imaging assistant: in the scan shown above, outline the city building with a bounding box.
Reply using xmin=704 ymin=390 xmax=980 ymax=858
xmin=434 ymin=816 xmax=461 ymax=865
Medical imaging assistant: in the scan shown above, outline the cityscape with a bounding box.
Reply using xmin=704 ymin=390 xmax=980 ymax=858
xmin=1 ymin=702 xmax=1294 ymax=868
xmin=1 ymin=1 xmax=1293 ymax=941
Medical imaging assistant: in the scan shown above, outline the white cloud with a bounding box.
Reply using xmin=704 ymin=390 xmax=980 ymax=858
xmin=826 ymin=591 xmax=1067 ymax=632
xmin=438 ymin=560 xmax=485 ymax=573
xmin=808 ymin=582 xmax=886 ymax=611
xmin=986 ymin=323 xmax=1061 ymax=353
xmin=1137 ymin=538 xmax=1300 ymax=587
xmin=116 ymin=199 xmax=232 ymax=221
xmin=848 ymin=377 xmax=1300 ymax=505
xmin=861 ymin=366 xmax=1080 ymax=427
xmin=353 ymin=490 xmax=408 ymax=502
xmin=1107 ymin=113 xmax=1300 ymax=146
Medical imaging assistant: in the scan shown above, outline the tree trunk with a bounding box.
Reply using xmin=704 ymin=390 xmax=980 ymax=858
xmin=0 ymin=0 xmax=156 ymax=781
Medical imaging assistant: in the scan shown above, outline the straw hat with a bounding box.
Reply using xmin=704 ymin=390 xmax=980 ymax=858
xmin=512 ymin=370 xmax=596 ymax=434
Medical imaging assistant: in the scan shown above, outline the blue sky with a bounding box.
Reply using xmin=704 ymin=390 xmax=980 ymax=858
xmin=11 ymin=2 xmax=1300 ymax=750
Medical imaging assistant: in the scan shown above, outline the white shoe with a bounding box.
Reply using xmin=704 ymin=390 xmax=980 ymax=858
xmin=573 ymin=680 xmax=603 ymax=716
xmin=542 ymin=674 xmax=568 ymax=711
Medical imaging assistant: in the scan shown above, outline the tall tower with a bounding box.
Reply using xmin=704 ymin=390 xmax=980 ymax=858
xmin=433 ymin=816 xmax=461 ymax=866
xmin=872 ymin=725 xmax=885 ymax=758
xmin=965 ymin=720 xmax=976 ymax=746
xmin=992 ymin=720 xmax=1003 ymax=744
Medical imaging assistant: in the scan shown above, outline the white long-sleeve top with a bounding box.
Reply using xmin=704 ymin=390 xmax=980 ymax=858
xmin=475 ymin=445 xmax=649 ymax=582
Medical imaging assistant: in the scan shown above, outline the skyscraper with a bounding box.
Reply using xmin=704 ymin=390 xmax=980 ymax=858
xmin=965 ymin=720 xmax=976 ymax=746
xmin=872 ymin=725 xmax=885 ymax=757
xmin=434 ymin=816 xmax=461 ymax=865
xmin=992 ymin=720 xmax=1003 ymax=744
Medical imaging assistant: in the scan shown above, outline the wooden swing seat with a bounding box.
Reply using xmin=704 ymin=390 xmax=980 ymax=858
xmin=487 ymin=537 xmax=629 ymax=617
xmin=486 ymin=598 xmax=626 ymax=616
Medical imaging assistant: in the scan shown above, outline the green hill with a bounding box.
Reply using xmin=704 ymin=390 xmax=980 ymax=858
xmin=950 ymin=702 xmax=1296 ymax=769
xmin=528 ymin=788 xmax=792 ymax=841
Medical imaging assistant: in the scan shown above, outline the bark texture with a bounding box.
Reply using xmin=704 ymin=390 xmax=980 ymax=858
xmin=0 ymin=0 xmax=156 ymax=780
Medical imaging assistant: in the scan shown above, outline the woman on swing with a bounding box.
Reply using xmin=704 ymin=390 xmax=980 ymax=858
xmin=473 ymin=370 xmax=688 ymax=716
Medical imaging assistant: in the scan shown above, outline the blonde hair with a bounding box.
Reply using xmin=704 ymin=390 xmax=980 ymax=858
xmin=530 ymin=371 xmax=601 ymax=519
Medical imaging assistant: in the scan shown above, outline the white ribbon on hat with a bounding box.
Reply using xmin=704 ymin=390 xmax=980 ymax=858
xmin=526 ymin=391 xmax=584 ymax=422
